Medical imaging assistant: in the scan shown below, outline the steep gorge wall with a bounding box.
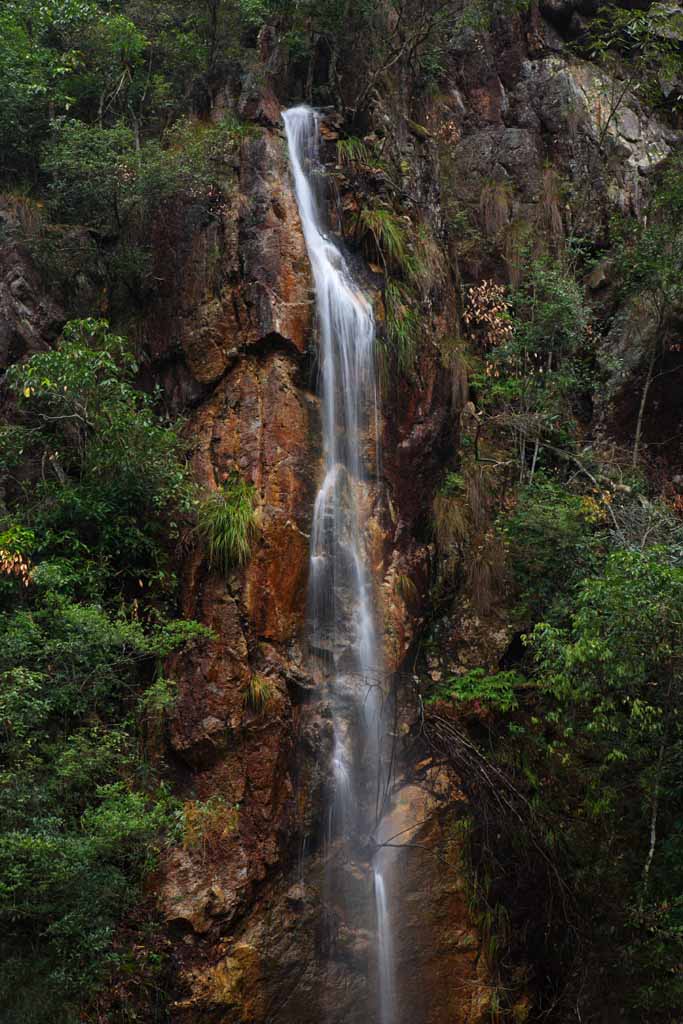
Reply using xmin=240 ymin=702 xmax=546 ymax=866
xmin=146 ymin=113 xmax=481 ymax=1023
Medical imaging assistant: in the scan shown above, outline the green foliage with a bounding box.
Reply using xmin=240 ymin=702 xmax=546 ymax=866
xmin=0 ymin=592 xmax=205 ymax=1021
xmin=42 ymin=120 xmax=138 ymax=230
xmin=0 ymin=0 xmax=265 ymax=184
xmin=427 ymin=667 xmax=524 ymax=712
xmin=582 ymin=2 xmax=683 ymax=116
xmin=197 ymin=473 xmax=258 ymax=575
xmin=356 ymin=203 xmax=430 ymax=379
xmin=442 ymin=544 xmax=683 ymax=1018
xmin=382 ymin=280 xmax=420 ymax=377
xmin=618 ymin=158 xmax=683 ymax=319
xmin=471 ymin=256 xmax=592 ymax=479
xmin=0 ymin=0 xmax=97 ymax=178
xmin=42 ymin=115 xmax=246 ymax=233
xmin=503 ymin=476 xmax=603 ymax=625
xmin=526 ymin=549 xmax=683 ymax=1015
xmin=612 ymin=159 xmax=683 ymax=326
xmin=0 ymin=315 xmax=210 ymax=1020
xmin=458 ymin=0 xmax=530 ymax=33
xmin=337 ymin=135 xmax=371 ymax=168
xmin=440 ymin=471 xmax=465 ymax=497
xmin=531 ymin=549 xmax=682 ymax=761
xmin=608 ymin=158 xmax=683 ymax=464
xmin=510 ymin=256 xmax=589 ymax=362
xmin=138 ymin=676 xmax=178 ymax=721
xmin=360 ymin=206 xmax=412 ymax=274
xmin=6 ymin=318 xmax=194 ymax=593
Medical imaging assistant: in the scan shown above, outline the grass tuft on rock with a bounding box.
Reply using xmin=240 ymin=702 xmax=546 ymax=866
xmin=244 ymin=675 xmax=275 ymax=714
xmin=197 ymin=473 xmax=258 ymax=574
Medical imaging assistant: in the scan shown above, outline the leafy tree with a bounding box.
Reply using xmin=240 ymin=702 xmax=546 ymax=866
xmin=0 ymin=0 xmax=98 ymax=179
xmin=5 ymin=318 xmax=194 ymax=593
xmin=503 ymin=476 xmax=603 ymax=625
xmin=0 ymin=317 xmax=210 ymax=1020
xmin=42 ymin=116 xmax=244 ymax=234
xmin=582 ymin=1 xmax=683 ymax=126
xmin=529 ymin=549 xmax=683 ymax=1017
xmin=611 ymin=159 xmax=683 ymax=467
xmin=0 ymin=0 xmax=263 ymax=185
xmin=0 ymin=593 xmax=205 ymax=1022
xmin=470 ymin=256 xmax=591 ymax=481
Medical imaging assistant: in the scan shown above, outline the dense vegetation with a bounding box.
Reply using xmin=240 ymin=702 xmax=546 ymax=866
xmin=0 ymin=318 xmax=216 ymax=1021
xmin=428 ymin=151 xmax=683 ymax=1019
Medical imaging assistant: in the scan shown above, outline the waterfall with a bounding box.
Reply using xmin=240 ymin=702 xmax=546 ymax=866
xmin=283 ymin=105 xmax=395 ymax=1023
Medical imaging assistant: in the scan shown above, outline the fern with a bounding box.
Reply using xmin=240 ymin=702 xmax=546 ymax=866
xmin=197 ymin=472 xmax=258 ymax=574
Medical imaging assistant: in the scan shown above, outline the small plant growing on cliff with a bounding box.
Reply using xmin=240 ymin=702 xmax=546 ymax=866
xmin=337 ymin=136 xmax=371 ymax=168
xmin=479 ymin=179 xmax=513 ymax=239
xmin=383 ymin=280 xmax=419 ymax=377
xmin=426 ymin=667 xmax=523 ymax=712
xmin=244 ymin=674 xmax=275 ymax=715
xmin=394 ymin=573 xmax=418 ymax=607
xmin=463 ymin=280 xmax=513 ymax=349
xmin=197 ymin=473 xmax=258 ymax=574
xmin=360 ymin=207 xmax=411 ymax=274
xmin=182 ymin=796 xmax=239 ymax=860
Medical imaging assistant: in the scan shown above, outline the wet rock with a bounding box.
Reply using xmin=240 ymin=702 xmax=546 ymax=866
xmin=143 ymin=126 xmax=312 ymax=407
xmin=0 ymin=199 xmax=63 ymax=367
xmin=174 ymin=942 xmax=265 ymax=1021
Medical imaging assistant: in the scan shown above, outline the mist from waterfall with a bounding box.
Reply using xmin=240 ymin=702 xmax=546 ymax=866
xmin=283 ymin=104 xmax=395 ymax=1023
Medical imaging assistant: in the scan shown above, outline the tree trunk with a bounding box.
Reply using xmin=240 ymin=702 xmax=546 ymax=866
xmin=641 ymin=733 xmax=665 ymax=906
xmin=632 ymin=342 xmax=658 ymax=469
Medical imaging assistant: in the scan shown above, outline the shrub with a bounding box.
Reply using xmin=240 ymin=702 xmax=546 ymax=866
xmin=503 ymin=476 xmax=602 ymax=625
xmin=5 ymin=318 xmax=195 ymax=595
xmin=427 ymin=667 xmax=523 ymax=711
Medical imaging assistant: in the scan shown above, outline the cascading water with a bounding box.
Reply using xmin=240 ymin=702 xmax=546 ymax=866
xmin=283 ymin=105 xmax=395 ymax=1023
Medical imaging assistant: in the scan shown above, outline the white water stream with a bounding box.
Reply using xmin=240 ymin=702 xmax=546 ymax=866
xmin=283 ymin=105 xmax=395 ymax=1023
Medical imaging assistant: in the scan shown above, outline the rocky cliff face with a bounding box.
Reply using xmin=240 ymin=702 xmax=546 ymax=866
xmin=147 ymin=107 xmax=486 ymax=1023
xmin=116 ymin=10 xmax=679 ymax=1019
